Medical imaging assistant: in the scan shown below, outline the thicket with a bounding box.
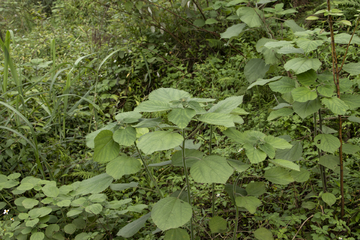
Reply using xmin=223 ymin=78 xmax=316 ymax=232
xmin=1 ymin=0 xmax=360 ymax=239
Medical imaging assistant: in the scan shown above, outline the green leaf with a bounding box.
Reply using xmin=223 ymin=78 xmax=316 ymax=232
xmin=343 ymin=143 xmax=360 ymax=155
xmin=343 ymin=62 xmax=360 ymax=75
xmin=113 ymin=127 xmax=136 ymax=146
xmin=318 ymin=85 xmax=335 ymax=97
xmin=314 ymin=134 xmax=340 ymax=153
xmin=152 ymin=197 xmax=192 ymax=231
xmin=94 ymin=130 xmax=119 ymax=163
xmin=237 ymin=7 xmax=262 ymax=27
xmin=244 ymin=59 xmax=269 ymax=83
xmin=244 ymin=144 xmax=267 ymax=164
xmin=264 ymin=136 xmax=292 ymax=149
xmin=235 ymin=196 xmax=262 ymax=214
xmin=205 ymin=18 xmax=218 ymax=24
xmin=28 ymin=207 xmax=52 ymax=218
xmin=339 ymin=78 xmax=353 ymax=92
xmin=291 ymin=168 xmax=310 ymax=182
xmin=198 ymin=113 xmax=235 ymax=127
xmin=22 ymin=198 xmax=39 ymax=209
xmin=270 ymin=159 xmax=300 ymax=171
xmin=110 ymin=182 xmax=138 ymax=191
xmin=293 ymin=98 xmax=321 ymax=119
xmin=138 ymin=131 xmax=184 ymax=154
xmin=284 ymin=19 xmax=305 ymax=32
xmin=333 ymin=33 xmax=360 ymax=45
xmin=302 ymin=201 xmax=316 ymax=210
xmin=254 ymin=227 xmax=274 ymax=240
xmin=319 ymin=154 xmax=339 ymax=170
xmin=30 ymin=232 xmax=45 ymax=240
xmin=171 ymin=149 xmax=203 ymax=167
xmin=64 ymin=224 xmax=77 ymax=234
xmin=227 ymin=160 xmax=250 ymax=173
xmin=168 ymin=108 xmax=196 ymax=129
xmin=193 ymin=19 xmax=205 ymax=27
xmin=322 ymin=193 xmax=336 ymax=207
xmin=135 ymin=100 xmax=172 ymax=112
xmin=247 ymin=76 xmax=282 ymax=89
xmin=85 ymin=204 xmax=103 ymax=214
xmin=115 ymin=111 xmax=142 ymax=124
xmin=284 ymin=58 xmax=321 ymax=74
xmin=209 ymin=216 xmax=227 ymax=233
xmin=106 ymin=156 xmax=141 ymax=180
xmin=321 ymin=97 xmax=349 ymax=115
xmin=296 ymin=38 xmax=323 ymax=53
xmin=42 ymin=182 xmax=59 ymax=198
xmin=258 ymin=142 xmax=275 ymax=158
xmin=291 ymin=87 xmax=318 ymax=102
xmin=67 ymin=209 xmax=83 ymax=217
xmin=264 ymin=167 xmax=294 ymax=185
xmin=341 ymin=94 xmax=360 ymax=110
xmin=85 ymin=123 xmax=117 ymax=148
xmin=75 ymin=173 xmax=113 ymax=195
xmin=26 ymin=218 xmax=39 ymax=227
xmin=164 ymin=228 xmax=190 ymax=240
xmin=220 ymin=23 xmax=246 ymax=39
xmin=267 ymin=108 xmax=294 ymax=121
xmin=246 ymin=182 xmax=266 ymax=196
xmin=8 ymin=173 xmax=20 ymax=180
xmin=209 ymin=96 xmax=244 ymax=114
xmin=190 ymin=155 xmax=233 ymax=183
xmin=348 ymin=115 xmax=360 ymax=123
xmin=45 ymin=224 xmax=60 ymax=238
xmin=297 ymin=69 xmax=317 ymax=86
xmin=277 ymin=46 xmax=304 ymax=54
xmin=269 ymin=77 xmax=296 ymax=93
xmin=75 ymin=232 xmax=92 ymax=240
xmin=149 ymin=88 xmax=191 ymax=102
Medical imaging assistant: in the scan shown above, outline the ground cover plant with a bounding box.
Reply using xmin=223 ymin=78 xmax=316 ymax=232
xmin=1 ymin=0 xmax=360 ymax=239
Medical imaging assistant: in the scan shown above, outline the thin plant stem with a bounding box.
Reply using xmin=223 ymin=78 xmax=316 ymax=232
xmin=209 ymin=125 xmax=215 ymax=217
xmin=182 ymin=129 xmax=194 ymax=240
xmin=233 ymin=174 xmax=241 ymax=240
xmin=313 ymin=112 xmax=327 ymax=192
xmin=134 ymin=142 xmax=163 ymax=198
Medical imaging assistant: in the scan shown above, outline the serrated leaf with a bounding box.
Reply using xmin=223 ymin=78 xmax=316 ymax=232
xmin=333 ymin=33 xmax=360 ymax=45
xmin=296 ymin=38 xmax=323 ymax=53
xmin=284 ymin=58 xmax=321 ymax=74
xmin=235 ymin=196 xmax=262 ymax=214
xmin=291 ymin=87 xmax=318 ymax=102
xmin=267 ymin=108 xmax=294 ymax=121
xmin=293 ymin=98 xmax=321 ymax=119
xmin=244 ymin=59 xmax=269 ymax=83
xmin=94 ymin=130 xmax=119 ymax=163
xmin=343 ymin=62 xmax=360 ymax=75
xmin=259 ymin=142 xmax=275 ymax=158
xmin=209 ymin=96 xmax=244 ymax=114
xmin=268 ymin=77 xmax=296 ymax=93
xmin=220 ymin=23 xmax=246 ymax=39
xmin=343 ymin=143 xmax=360 ymax=155
xmin=134 ymin=100 xmax=172 ymax=112
xmin=198 ymin=113 xmax=235 ymax=127
xmin=106 ymin=156 xmax=141 ymax=180
xmin=85 ymin=204 xmax=103 ymax=214
xmin=277 ymin=46 xmax=304 ymax=54
xmin=341 ymin=94 xmax=360 ymax=110
xmin=152 ymin=197 xmax=192 ymax=231
xmin=244 ymin=144 xmax=267 ymax=164
xmin=264 ymin=167 xmax=294 ymax=185
xmin=237 ymin=7 xmax=263 ymax=27
xmin=113 ymin=127 xmax=136 ymax=146
xmin=168 ymin=108 xmax=196 ymax=129
xmin=137 ymin=131 xmax=184 ymax=154
xmin=322 ymin=193 xmax=336 ymax=207
xmin=297 ymin=69 xmax=317 ymax=86
xmin=246 ymin=182 xmax=266 ymax=196
xmin=314 ymin=134 xmax=340 ymax=153
xmin=318 ymin=85 xmax=335 ymax=97
xmin=254 ymin=227 xmax=274 ymax=240
xmin=190 ymin=155 xmax=233 ymax=183
xmin=270 ymin=159 xmax=300 ymax=171
xmin=321 ymin=97 xmax=349 ymax=115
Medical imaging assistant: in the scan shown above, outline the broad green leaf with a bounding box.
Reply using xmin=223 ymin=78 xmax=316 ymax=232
xmin=322 ymin=193 xmax=336 ymax=207
xmin=42 ymin=182 xmax=59 ymax=198
xmin=321 ymin=97 xmax=349 ymax=115
xmin=107 ymin=199 xmax=132 ymax=209
xmin=237 ymin=7 xmax=262 ymax=27
xmin=75 ymin=233 xmax=92 ymax=240
xmin=28 ymin=207 xmax=52 ymax=218
xmin=208 ymin=96 xmax=243 ymax=114
xmin=341 ymin=94 xmax=360 ymax=110
xmin=205 ymin=18 xmax=218 ymax=24
xmin=258 ymin=142 xmax=275 ymax=159
xmin=190 ymin=155 xmax=233 ymax=183
xmin=293 ymin=98 xmax=321 ymax=119
xmin=45 ymin=224 xmax=60 ymax=238
xmin=149 ymin=88 xmax=191 ymax=102
xmin=254 ymin=227 xmax=274 ymax=240
xmin=171 ymin=149 xmax=203 ymax=167
xmin=314 ymin=134 xmax=340 ymax=153
xmin=22 ymin=198 xmax=39 ymax=209
xmin=244 ymin=59 xmax=269 ymax=83
xmin=209 ymin=216 xmax=227 ymax=233
xmin=270 ymin=159 xmax=300 ymax=171
xmin=85 ymin=204 xmax=103 ymax=214
xmin=115 ymin=111 xmax=142 ymax=123
xmin=343 ymin=62 xmax=360 ymax=75
xmin=193 ymin=19 xmax=205 ymax=27
xmin=264 ymin=136 xmax=292 ymax=149
xmin=113 ymin=127 xmax=136 ymax=146
xmin=133 ymin=118 xmax=161 ymax=128
xmin=247 ymin=76 xmax=282 ymax=89
xmin=339 ymin=78 xmax=353 ymax=92
xmin=235 ymin=196 xmax=262 ymax=214
xmin=198 ymin=113 xmax=235 ymax=127
xmin=343 ymin=143 xmax=360 ymax=155
xmin=137 ymin=131 xmax=184 ymax=154
xmin=348 ymin=115 xmax=360 ymax=123
xmin=269 ymin=77 xmax=296 ymax=93
xmin=168 ymin=108 xmax=196 ymax=129
xmin=267 ymin=108 xmax=293 ymax=121
xmin=152 ymin=197 xmax=192 ymax=231
xmin=223 ymin=128 xmax=247 ymax=144
xmin=284 ymin=19 xmax=305 ymax=32
xmin=8 ymin=173 xmax=20 ymax=179
xmin=64 ymin=224 xmax=77 ymax=234
xmin=291 ymin=168 xmax=310 ymax=182
xmin=227 ymin=160 xmax=250 ymax=172
xmin=255 ymin=38 xmax=279 ymax=65
xmin=67 ymin=209 xmax=83 ymax=217
xmin=26 ymin=218 xmax=39 ymax=227
xmin=164 ymin=228 xmax=190 ymax=240
xmin=75 ymin=173 xmax=113 ymax=195
xmin=272 ymin=103 xmax=292 ymax=110
xmin=110 ymin=182 xmax=138 ymax=191
xmin=284 ymin=58 xmax=321 ymax=74
xmin=322 ymin=125 xmax=337 ymax=134
xmin=106 ymin=156 xmax=141 ymax=180
xmin=296 ymin=38 xmax=323 ymax=53
xmin=319 ymin=154 xmax=339 ymax=170
xmin=244 ymin=144 xmax=267 ymax=164
xmin=297 ymin=69 xmax=317 ymax=86
xmin=333 ymin=33 xmax=360 ymax=45
xmin=30 ymin=232 xmax=45 ymax=240
xmin=277 ymin=46 xmax=304 ymax=54
xmin=220 ymin=23 xmax=246 ymax=39
xmin=302 ymin=201 xmax=316 ymax=210
xmin=291 ymin=87 xmax=317 ymax=102
xmin=134 ymin=100 xmax=172 ymax=112
xmin=246 ymin=182 xmax=266 ymax=196
xmin=318 ymin=85 xmax=335 ymax=97
xmin=94 ymin=130 xmax=119 ymax=163
xmin=85 ymin=123 xmax=117 ymax=148
xmin=264 ymin=167 xmax=294 ymax=185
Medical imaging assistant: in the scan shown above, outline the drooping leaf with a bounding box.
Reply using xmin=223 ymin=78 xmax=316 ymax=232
xmin=268 ymin=77 xmax=296 ymax=93
xmin=284 ymin=19 xmax=305 ymax=32
xmin=171 ymin=149 xmax=203 ymax=167
xmin=164 ymin=228 xmax=190 ymax=240
xmin=149 ymin=88 xmax=191 ymax=102
xmin=267 ymin=108 xmax=294 ymax=121
xmin=117 ymin=213 xmax=151 ymax=238
xmin=94 ymin=130 xmax=119 ymax=163
xmin=110 ymin=182 xmax=139 ymax=191
xmin=291 ymin=168 xmax=310 ymax=182
xmin=86 ymin=123 xmax=117 ymax=148
xmin=284 ymin=58 xmax=321 ymax=74
xmin=343 ymin=62 xmax=360 ymax=75
xmin=237 ymin=7 xmax=263 ymax=27
xmin=244 ymin=144 xmax=267 ymax=164
xmin=247 ymin=76 xmax=282 ymax=89
xmin=209 ymin=216 xmax=227 ymax=233
xmin=227 ymin=160 xmax=250 ymax=172
xmin=42 ymin=182 xmax=59 ymax=198
xmin=75 ymin=173 xmax=113 ymax=195
xmin=319 ymin=154 xmax=339 ymax=170
xmin=137 ymin=131 xmax=184 ymax=154
xmin=296 ymin=38 xmax=324 ymax=53
xmin=264 ymin=136 xmax=292 ymax=149
xmin=246 ymin=182 xmax=266 ymax=196
xmin=208 ymin=96 xmax=243 ymax=114
xmin=115 ymin=111 xmax=142 ymax=124
xmin=270 ymin=159 xmax=300 ymax=171
xmin=254 ymin=227 xmax=274 ymax=240
xmin=190 ymin=155 xmax=233 ymax=184
xmin=258 ymin=142 xmax=275 ymax=158
xmin=220 ymin=23 xmax=246 ymax=39
xmin=235 ymin=196 xmax=262 ymax=214
xmin=134 ymin=100 xmax=172 ymax=112
xmin=314 ymin=134 xmax=340 ymax=153
xmin=291 ymin=87 xmax=318 ymax=102
xmin=244 ymin=59 xmax=269 ymax=83
xmin=322 ymin=193 xmax=336 ymax=207
xmin=341 ymin=94 xmax=360 ymax=110
xmin=152 ymin=197 xmax=192 ymax=231
xmin=168 ymin=108 xmax=196 ymax=129
xmin=348 ymin=115 xmax=360 ymax=123
xmin=106 ymin=156 xmax=141 ymax=180
xmin=321 ymin=97 xmax=349 ymax=115
xmin=198 ymin=113 xmax=235 ymax=127
xmin=297 ymin=69 xmax=317 ymax=86
xmin=264 ymin=167 xmax=294 ymax=185
xmin=293 ymin=98 xmax=321 ymax=119
xmin=113 ymin=127 xmax=136 ymax=146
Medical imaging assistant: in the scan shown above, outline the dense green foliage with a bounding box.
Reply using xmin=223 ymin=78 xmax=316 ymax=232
xmin=1 ymin=0 xmax=360 ymax=239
